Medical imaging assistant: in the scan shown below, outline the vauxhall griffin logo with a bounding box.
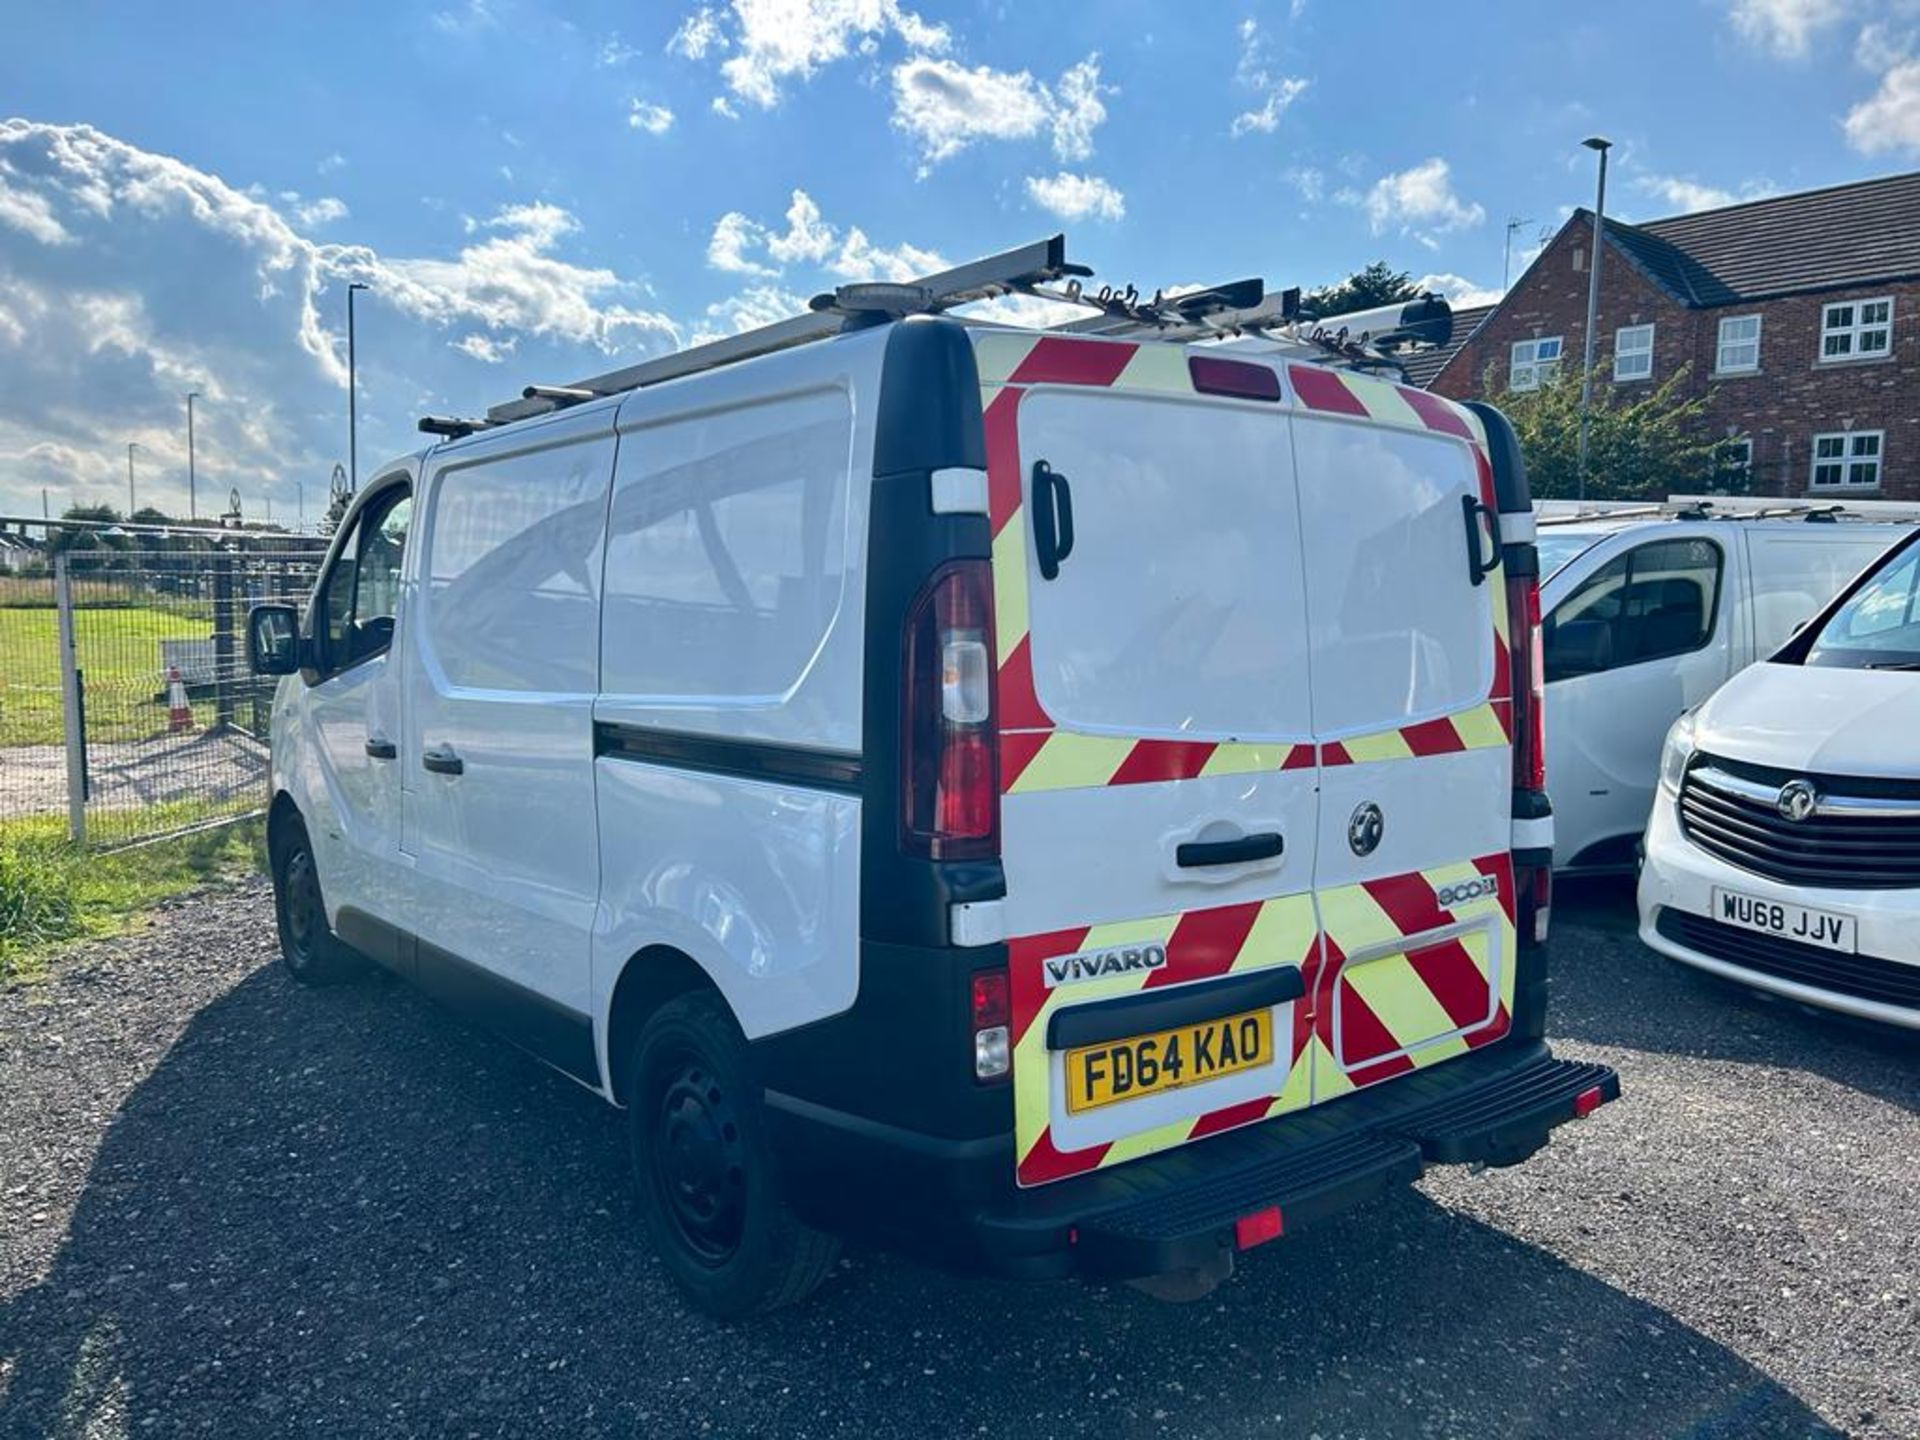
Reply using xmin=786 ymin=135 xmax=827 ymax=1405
xmin=1043 ymin=943 xmax=1169 ymax=989
xmin=1348 ymin=802 xmax=1384 ymax=857
xmin=1776 ymin=779 xmax=1819 ymax=823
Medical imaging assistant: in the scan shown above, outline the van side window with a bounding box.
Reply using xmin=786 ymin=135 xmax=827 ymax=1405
xmin=1544 ymin=537 xmax=1721 ymax=682
xmin=602 ymin=389 xmax=852 ymax=700
xmin=316 ymin=485 xmax=412 ymax=674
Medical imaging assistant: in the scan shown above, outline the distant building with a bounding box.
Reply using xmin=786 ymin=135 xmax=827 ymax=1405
xmin=1424 ymin=171 xmax=1920 ymax=500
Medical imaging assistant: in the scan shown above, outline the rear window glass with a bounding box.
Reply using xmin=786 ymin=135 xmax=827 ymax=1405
xmin=1290 ymin=417 xmax=1495 ymax=734
xmin=1016 ymin=389 xmax=1312 ymax=740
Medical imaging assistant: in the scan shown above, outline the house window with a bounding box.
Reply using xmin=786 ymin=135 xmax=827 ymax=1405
xmin=1714 ymin=437 xmax=1753 ymax=493
xmin=1614 ymin=324 xmax=1655 ymax=381
xmin=1820 ymin=297 xmax=1893 ymax=361
xmin=1716 ymin=315 xmax=1762 ymax=373
xmin=1810 ymin=430 xmax=1883 ymax=490
xmin=1510 ymin=336 xmax=1563 ymax=392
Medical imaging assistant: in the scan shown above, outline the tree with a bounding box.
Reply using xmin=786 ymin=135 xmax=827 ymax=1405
xmin=1303 ymin=262 xmax=1419 ymax=317
xmin=1492 ymin=364 xmax=1721 ymax=501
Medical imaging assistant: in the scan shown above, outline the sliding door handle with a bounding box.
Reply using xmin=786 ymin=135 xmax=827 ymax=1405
xmin=421 ymin=745 xmax=465 ymax=776
xmin=364 ymin=737 xmax=397 ymax=760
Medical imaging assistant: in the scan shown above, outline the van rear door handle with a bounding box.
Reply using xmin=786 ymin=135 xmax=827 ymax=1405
xmin=365 ymin=736 xmax=397 ymax=760
xmin=1176 ymin=832 xmax=1284 ymax=868
xmin=421 ymin=745 xmax=465 ymax=776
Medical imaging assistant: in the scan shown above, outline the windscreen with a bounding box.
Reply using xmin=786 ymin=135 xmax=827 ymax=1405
xmin=1803 ymin=539 xmax=1920 ymax=670
xmin=1536 ymin=530 xmax=1602 ymax=580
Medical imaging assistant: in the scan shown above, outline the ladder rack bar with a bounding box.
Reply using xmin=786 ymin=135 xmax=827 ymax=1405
xmin=484 ymin=234 xmax=1075 ymax=425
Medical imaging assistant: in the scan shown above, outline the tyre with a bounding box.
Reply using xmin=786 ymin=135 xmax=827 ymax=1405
xmin=269 ymin=815 xmax=364 ymax=986
xmin=627 ymin=991 xmax=840 ymax=1319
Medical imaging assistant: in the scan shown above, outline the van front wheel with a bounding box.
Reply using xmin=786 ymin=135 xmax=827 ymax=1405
xmin=627 ymin=992 xmax=840 ymax=1319
xmin=269 ymin=818 xmax=363 ymax=986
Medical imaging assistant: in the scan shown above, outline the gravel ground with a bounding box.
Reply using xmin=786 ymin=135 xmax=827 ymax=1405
xmin=0 ymin=877 xmax=1913 ymax=1439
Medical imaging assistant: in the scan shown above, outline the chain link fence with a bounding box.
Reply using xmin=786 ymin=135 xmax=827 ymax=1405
xmin=0 ymin=527 xmax=328 ymax=849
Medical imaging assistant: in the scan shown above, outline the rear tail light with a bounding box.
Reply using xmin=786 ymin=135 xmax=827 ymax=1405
xmin=971 ymin=969 xmax=1011 ymax=1082
xmin=1506 ymin=569 xmax=1546 ymax=794
xmin=1530 ymin=863 xmax=1552 ymax=945
xmin=903 ymin=560 xmax=999 ymax=859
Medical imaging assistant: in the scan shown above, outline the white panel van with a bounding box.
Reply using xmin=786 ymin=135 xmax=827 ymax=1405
xmin=1538 ymin=505 xmax=1913 ymax=873
xmin=249 ymin=268 xmax=1616 ymax=1316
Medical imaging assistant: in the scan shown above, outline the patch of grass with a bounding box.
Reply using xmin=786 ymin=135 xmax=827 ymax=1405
xmin=0 ymin=602 xmax=219 ymax=746
xmin=0 ymin=815 xmax=266 ymax=984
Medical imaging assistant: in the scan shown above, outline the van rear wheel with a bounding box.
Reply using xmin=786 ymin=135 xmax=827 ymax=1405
xmin=269 ymin=817 xmax=364 ymax=986
xmin=627 ymin=991 xmax=840 ymax=1319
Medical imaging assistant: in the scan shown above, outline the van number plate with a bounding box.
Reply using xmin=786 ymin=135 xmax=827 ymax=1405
xmin=1712 ymin=888 xmax=1856 ymax=953
xmin=1064 ymin=1008 xmax=1273 ymax=1114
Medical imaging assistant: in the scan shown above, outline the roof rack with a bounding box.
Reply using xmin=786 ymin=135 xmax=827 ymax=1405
xmin=474 ymin=234 xmax=1090 ymax=428
xmin=1537 ymin=494 xmax=1920 ymax=525
xmin=443 ymin=234 xmax=1463 ymax=438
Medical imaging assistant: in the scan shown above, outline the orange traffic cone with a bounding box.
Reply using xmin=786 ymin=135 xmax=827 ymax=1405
xmin=166 ymin=666 xmax=193 ymax=734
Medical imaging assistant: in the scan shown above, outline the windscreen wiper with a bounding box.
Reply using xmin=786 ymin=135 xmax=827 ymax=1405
xmin=1861 ymin=660 xmax=1920 ymax=671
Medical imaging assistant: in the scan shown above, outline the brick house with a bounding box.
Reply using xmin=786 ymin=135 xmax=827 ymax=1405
xmin=1424 ymin=171 xmax=1920 ymax=500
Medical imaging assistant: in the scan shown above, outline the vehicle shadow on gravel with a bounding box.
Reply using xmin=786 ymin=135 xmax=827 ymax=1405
xmin=1549 ymin=875 xmax=1918 ymax=1111
xmin=0 ymin=963 xmax=1841 ymax=1439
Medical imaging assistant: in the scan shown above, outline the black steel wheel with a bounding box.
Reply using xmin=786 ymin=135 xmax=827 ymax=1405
xmin=627 ymin=991 xmax=839 ymax=1318
xmin=270 ymin=815 xmax=363 ymax=986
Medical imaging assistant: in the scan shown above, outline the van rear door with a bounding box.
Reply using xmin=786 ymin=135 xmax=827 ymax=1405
xmin=1286 ymin=369 xmax=1517 ymax=1106
xmin=973 ymin=333 xmax=1322 ymax=1188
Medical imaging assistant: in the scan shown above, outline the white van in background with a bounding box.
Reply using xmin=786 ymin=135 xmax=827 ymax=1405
xmin=1536 ymin=498 xmax=1917 ymax=874
xmin=247 ymin=239 xmax=1617 ymax=1318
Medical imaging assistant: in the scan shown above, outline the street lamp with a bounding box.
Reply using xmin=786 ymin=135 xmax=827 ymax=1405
xmin=185 ymin=391 xmax=201 ymax=521
xmin=347 ymin=281 xmax=370 ymax=493
xmin=125 ymin=441 xmax=140 ymax=517
xmin=1577 ymin=135 xmax=1612 ymax=502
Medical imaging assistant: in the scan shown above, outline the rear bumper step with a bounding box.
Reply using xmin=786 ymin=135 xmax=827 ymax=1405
xmin=972 ymin=1049 xmax=1619 ymax=1280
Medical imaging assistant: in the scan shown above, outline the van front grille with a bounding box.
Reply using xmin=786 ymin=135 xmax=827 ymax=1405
xmin=1656 ymin=909 xmax=1920 ymax=1010
xmin=1677 ymin=755 xmax=1920 ymax=890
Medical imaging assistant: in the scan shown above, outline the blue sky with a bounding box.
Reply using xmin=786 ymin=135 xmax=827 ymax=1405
xmin=2 ymin=0 xmax=1917 ymax=521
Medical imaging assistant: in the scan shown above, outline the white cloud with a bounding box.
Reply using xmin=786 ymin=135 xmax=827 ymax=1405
xmin=703 ymin=188 xmax=944 ymax=283
xmin=1285 ymin=166 xmax=1324 ymax=202
xmin=0 ymin=164 xmax=72 ymax=244
xmin=0 ymin=119 xmax=681 ymax=517
xmin=293 ymin=196 xmax=349 ymax=229
xmin=707 ymin=210 xmax=779 ymax=274
xmin=1846 ymin=58 xmax=1920 ymax=153
xmin=1049 ymin=56 xmax=1111 ymax=162
xmin=1231 ymin=20 xmax=1310 ymax=137
xmin=1635 ymin=174 xmax=1777 ymax=213
xmin=1726 ymin=0 xmax=1848 ymax=57
xmin=317 ymin=151 xmax=347 ymax=175
xmin=673 ymin=0 xmax=951 ymax=108
xmin=691 ymin=284 xmax=808 ymax=344
xmin=1024 ymin=171 xmax=1125 ymax=222
xmin=1362 ymin=157 xmax=1486 ymax=238
xmin=670 ymin=6 xmax=724 ymax=59
xmin=890 ymin=53 xmax=1109 ymax=169
xmin=453 ymin=332 xmax=516 ymax=362
xmin=431 ymin=0 xmax=497 ymax=35
xmin=1412 ymin=272 xmax=1505 ymax=308
xmin=598 ymin=35 xmax=641 ymax=67
xmin=628 ymin=100 xmax=677 ymax=135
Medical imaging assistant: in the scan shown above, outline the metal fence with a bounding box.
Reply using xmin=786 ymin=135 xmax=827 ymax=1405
xmin=0 ymin=529 xmax=328 ymax=849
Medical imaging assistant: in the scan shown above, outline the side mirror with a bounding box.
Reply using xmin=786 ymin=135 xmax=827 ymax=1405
xmin=247 ymin=603 xmax=301 ymax=676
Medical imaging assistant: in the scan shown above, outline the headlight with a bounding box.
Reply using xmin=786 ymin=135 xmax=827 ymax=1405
xmin=1658 ymin=711 xmax=1697 ymax=796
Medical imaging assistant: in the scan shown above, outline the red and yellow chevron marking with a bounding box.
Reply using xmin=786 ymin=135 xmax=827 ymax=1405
xmin=1310 ymin=853 xmax=1517 ymax=1101
xmin=1008 ymin=854 xmax=1517 ymax=1187
xmin=976 ymin=332 xmax=1512 ymax=793
xmin=1010 ymin=892 xmax=1320 ymax=1187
